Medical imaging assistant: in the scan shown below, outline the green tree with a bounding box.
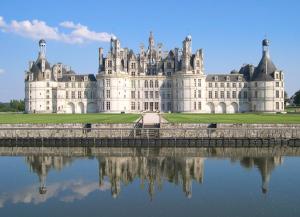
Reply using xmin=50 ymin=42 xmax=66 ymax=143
xmin=294 ymin=90 xmax=300 ymax=105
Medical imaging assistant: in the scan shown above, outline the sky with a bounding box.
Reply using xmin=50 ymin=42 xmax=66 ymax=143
xmin=0 ymin=0 xmax=299 ymax=102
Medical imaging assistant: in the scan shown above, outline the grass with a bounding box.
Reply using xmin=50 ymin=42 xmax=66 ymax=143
xmin=163 ymin=113 xmax=300 ymax=124
xmin=0 ymin=113 xmax=140 ymax=124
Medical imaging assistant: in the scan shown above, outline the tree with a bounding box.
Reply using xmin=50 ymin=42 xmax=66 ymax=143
xmin=294 ymin=90 xmax=300 ymax=106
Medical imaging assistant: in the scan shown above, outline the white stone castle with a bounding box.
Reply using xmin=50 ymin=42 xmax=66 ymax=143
xmin=25 ymin=32 xmax=285 ymax=114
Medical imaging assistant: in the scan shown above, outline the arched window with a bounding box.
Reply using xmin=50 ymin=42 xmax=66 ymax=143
xmin=150 ymin=80 xmax=153 ymax=88
xmin=155 ymin=80 xmax=159 ymax=88
xmin=144 ymin=80 xmax=148 ymax=88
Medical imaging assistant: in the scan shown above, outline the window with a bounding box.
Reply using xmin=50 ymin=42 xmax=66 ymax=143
xmin=145 ymin=91 xmax=148 ymax=99
xmin=227 ymin=83 xmax=230 ymax=88
xmin=215 ymin=91 xmax=218 ymax=98
xmin=66 ymin=91 xmax=69 ymax=99
xmin=198 ymin=79 xmax=201 ymax=87
xmin=144 ymin=102 xmax=149 ymax=110
xmin=194 ymin=90 xmax=197 ymax=98
xmin=196 ymin=60 xmax=200 ymax=67
xmin=239 ymin=83 xmax=242 ymax=88
xmin=221 ymin=91 xmax=224 ymax=99
xmin=150 ymin=80 xmax=153 ymax=88
xmin=209 ymin=83 xmax=212 ymax=88
xmin=155 ymin=102 xmax=159 ymax=110
xmin=255 ymin=91 xmax=258 ymax=98
xmin=209 ymin=91 xmax=212 ymax=99
xmin=65 ymin=83 xmax=69 ymax=88
xmin=131 ymin=80 xmax=135 ymax=88
xmin=108 ymin=60 xmax=112 ymax=67
xmin=215 ymin=83 xmax=218 ymax=88
xmin=72 ymin=82 xmax=75 ymax=88
xmin=71 ymin=91 xmax=75 ymax=99
xmin=198 ymin=90 xmax=201 ymax=98
xmin=221 ymin=83 xmax=224 ymax=88
xmin=167 ymin=62 xmax=172 ymax=69
xmin=194 ymin=79 xmax=197 ymax=87
xmin=232 ymin=83 xmax=236 ymax=88
xmin=131 ymin=91 xmax=135 ymax=99
xmin=276 ymin=102 xmax=279 ymax=110
xmin=138 ymin=91 xmax=140 ymax=99
xmin=238 ymin=91 xmax=242 ymax=99
xmin=106 ymin=102 xmax=111 ymax=110
xmin=155 ymin=91 xmax=159 ymax=99
xmin=276 ymin=90 xmax=279 ymax=98
xmin=255 ymin=82 xmax=258 ymax=87
xmin=244 ymin=91 xmax=248 ymax=99
xmin=144 ymin=80 xmax=148 ymax=88
xmin=131 ymin=62 xmax=136 ymax=69
xmin=84 ymin=91 xmax=88 ymax=98
xmin=276 ymin=73 xmax=279 ymax=79
xmin=131 ymin=102 xmax=135 ymax=110
xmin=232 ymin=91 xmax=237 ymax=99
xmin=106 ymin=79 xmax=110 ymax=87
xmin=106 ymin=90 xmax=111 ymax=98
xmin=150 ymin=91 xmax=153 ymax=99
xmin=198 ymin=102 xmax=201 ymax=110
xmin=155 ymin=80 xmax=159 ymax=88
xmin=78 ymin=82 xmax=82 ymax=88
xmin=108 ymin=70 xmax=112 ymax=74
xmin=78 ymin=91 xmax=82 ymax=99
xmin=227 ymin=91 xmax=230 ymax=98
xmin=276 ymin=82 xmax=280 ymax=87
xmin=194 ymin=102 xmax=197 ymax=110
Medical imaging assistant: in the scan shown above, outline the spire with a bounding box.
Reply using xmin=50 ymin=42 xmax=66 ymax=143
xmin=38 ymin=39 xmax=46 ymax=58
xmin=148 ymin=31 xmax=155 ymax=50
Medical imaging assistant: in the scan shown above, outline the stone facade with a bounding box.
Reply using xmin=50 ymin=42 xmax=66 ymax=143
xmin=25 ymin=34 xmax=285 ymax=113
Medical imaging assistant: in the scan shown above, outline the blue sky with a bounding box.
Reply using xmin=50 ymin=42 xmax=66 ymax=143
xmin=0 ymin=0 xmax=299 ymax=101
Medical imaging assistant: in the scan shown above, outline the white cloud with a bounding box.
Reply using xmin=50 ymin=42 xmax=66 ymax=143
xmin=0 ymin=16 xmax=114 ymax=44
xmin=0 ymin=69 xmax=4 ymax=75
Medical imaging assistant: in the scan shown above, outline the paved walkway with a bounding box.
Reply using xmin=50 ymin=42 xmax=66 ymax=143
xmin=143 ymin=113 xmax=160 ymax=125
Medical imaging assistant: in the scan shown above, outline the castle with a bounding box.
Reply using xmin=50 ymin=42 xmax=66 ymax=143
xmin=25 ymin=32 xmax=285 ymax=113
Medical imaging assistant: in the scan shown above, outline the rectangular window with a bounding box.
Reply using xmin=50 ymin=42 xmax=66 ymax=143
xmin=232 ymin=91 xmax=237 ymax=99
xmin=138 ymin=91 xmax=140 ymax=99
xmin=209 ymin=83 xmax=212 ymax=88
xmin=194 ymin=102 xmax=197 ymax=110
xmin=150 ymin=91 xmax=154 ymax=99
xmin=276 ymin=90 xmax=279 ymax=98
xmin=215 ymin=91 xmax=218 ymax=98
xmin=65 ymin=83 xmax=69 ymax=88
xmin=78 ymin=82 xmax=82 ymax=88
xmin=155 ymin=102 xmax=159 ymax=110
xmin=198 ymin=90 xmax=201 ymax=98
xmin=78 ymin=91 xmax=82 ymax=99
xmin=232 ymin=83 xmax=236 ymax=88
xmin=71 ymin=91 xmax=75 ymax=99
xmin=106 ymin=90 xmax=110 ymax=98
xmin=194 ymin=79 xmax=197 ymax=87
xmin=198 ymin=79 xmax=201 ymax=87
xmin=255 ymin=91 xmax=258 ymax=98
xmin=227 ymin=91 xmax=230 ymax=99
xmin=215 ymin=83 xmax=218 ymax=88
xmin=106 ymin=79 xmax=110 ymax=87
xmin=144 ymin=102 xmax=148 ymax=110
xmin=155 ymin=91 xmax=159 ymax=99
xmin=106 ymin=102 xmax=111 ymax=110
xmin=131 ymin=80 xmax=135 ymax=88
xmin=276 ymin=82 xmax=279 ymax=87
xmin=227 ymin=83 xmax=230 ymax=88
xmin=194 ymin=90 xmax=197 ymax=98
xmin=131 ymin=91 xmax=135 ymax=99
xmin=145 ymin=91 xmax=148 ymax=99
xmin=198 ymin=102 xmax=201 ymax=110
xmin=276 ymin=102 xmax=279 ymax=110
xmin=221 ymin=83 xmax=224 ymax=88
xmin=131 ymin=102 xmax=135 ymax=110
xmin=209 ymin=91 xmax=212 ymax=99
xmin=221 ymin=91 xmax=224 ymax=99
xmin=108 ymin=60 xmax=112 ymax=67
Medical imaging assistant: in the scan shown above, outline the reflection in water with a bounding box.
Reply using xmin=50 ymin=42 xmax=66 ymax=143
xmin=0 ymin=148 xmax=286 ymax=208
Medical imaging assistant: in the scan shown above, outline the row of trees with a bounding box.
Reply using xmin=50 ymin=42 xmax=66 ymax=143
xmin=0 ymin=100 xmax=25 ymax=112
xmin=291 ymin=90 xmax=300 ymax=106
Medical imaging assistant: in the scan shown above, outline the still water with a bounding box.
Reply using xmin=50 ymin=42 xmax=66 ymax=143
xmin=0 ymin=147 xmax=299 ymax=217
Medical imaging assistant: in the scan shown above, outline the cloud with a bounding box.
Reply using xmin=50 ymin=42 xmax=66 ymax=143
xmin=0 ymin=16 xmax=114 ymax=44
xmin=0 ymin=69 xmax=4 ymax=75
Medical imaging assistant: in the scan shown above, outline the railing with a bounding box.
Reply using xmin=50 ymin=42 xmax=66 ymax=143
xmin=0 ymin=127 xmax=300 ymax=139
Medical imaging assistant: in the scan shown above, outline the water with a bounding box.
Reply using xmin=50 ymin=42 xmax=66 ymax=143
xmin=0 ymin=147 xmax=300 ymax=217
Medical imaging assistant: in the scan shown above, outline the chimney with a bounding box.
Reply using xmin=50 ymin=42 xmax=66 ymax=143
xmin=98 ymin=48 xmax=103 ymax=72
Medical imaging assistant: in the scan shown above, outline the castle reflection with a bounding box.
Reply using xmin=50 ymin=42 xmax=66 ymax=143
xmin=24 ymin=150 xmax=284 ymax=199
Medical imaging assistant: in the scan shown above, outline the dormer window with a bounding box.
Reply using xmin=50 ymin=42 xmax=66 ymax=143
xmin=71 ymin=76 xmax=75 ymax=81
xmin=238 ymin=76 xmax=242 ymax=81
xmin=84 ymin=76 xmax=88 ymax=81
xmin=226 ymin=76 xmax=230 ymax=81
xmin=214 ymin=76 xmax=218 ymax=81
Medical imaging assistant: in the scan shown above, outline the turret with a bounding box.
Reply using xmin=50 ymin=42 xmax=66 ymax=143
xmin=182 ymin=35 xmax=192 ymax=71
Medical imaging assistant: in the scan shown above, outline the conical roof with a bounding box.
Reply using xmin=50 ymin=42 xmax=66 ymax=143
xmin=252 ymin=51 xmax=277 ymax=81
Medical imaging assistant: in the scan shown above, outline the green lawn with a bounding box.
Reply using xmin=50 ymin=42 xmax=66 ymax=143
xmin=0 ymin=113 xmax=140 ymax=124
xmin=163 ymin=113 xmax=300 ymax=124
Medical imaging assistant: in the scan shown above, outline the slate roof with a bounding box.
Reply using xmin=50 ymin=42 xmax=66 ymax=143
xmin=252 ymin=51 xmax=276 ymax=81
